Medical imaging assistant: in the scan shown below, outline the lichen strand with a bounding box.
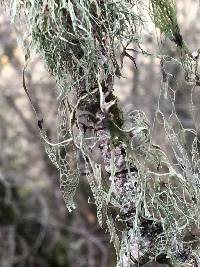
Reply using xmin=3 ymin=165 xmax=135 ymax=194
xmin=150 ymin=0 xmax=191 ymax=55
xmin=8 ymin=0 xmax=200 ymax=266
xmin=75 ymin=103 xmax=198 ymax=266
xmin=11 ymin=0 xmax=141 ymax=96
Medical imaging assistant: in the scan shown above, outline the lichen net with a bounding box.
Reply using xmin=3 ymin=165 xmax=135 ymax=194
xmin=7 ymin=0 xmax=200 ymax=266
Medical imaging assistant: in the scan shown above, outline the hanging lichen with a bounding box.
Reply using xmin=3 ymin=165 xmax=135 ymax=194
xmin=150 ymin=0 xmax=191 ymax=54
xmin=4 ymin=0 xmax=200 ymax=266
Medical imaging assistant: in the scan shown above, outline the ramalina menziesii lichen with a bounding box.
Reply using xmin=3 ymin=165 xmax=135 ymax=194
xmin=6 ymin=0 xmax=200 ymax=266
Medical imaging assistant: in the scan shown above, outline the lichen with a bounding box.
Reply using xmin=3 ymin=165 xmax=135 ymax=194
xmin=5 ymin=0 xmax=200 ymax=266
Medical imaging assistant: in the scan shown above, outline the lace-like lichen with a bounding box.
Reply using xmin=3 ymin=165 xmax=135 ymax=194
xmin=5 ymin=0 xmax=200 ymax=266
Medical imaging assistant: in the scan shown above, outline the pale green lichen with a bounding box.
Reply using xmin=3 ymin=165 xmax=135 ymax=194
xmin=5 ymin=0 xmax=200 ymax=266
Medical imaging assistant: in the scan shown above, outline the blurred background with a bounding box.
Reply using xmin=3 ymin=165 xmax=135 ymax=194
xmin=0 ymin=1 xmax=200 ymax=266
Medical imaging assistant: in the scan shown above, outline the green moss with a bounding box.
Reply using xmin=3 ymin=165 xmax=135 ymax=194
xmin=110 ymin=102 xmax=123 ymax=129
